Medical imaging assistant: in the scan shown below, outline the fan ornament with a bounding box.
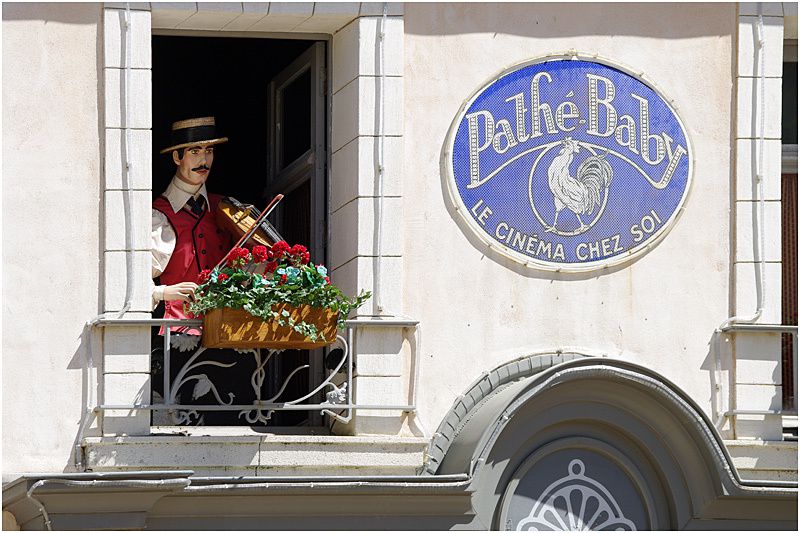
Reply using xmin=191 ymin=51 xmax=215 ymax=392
xmin=514 ymin=460 xmax=637 ymax=531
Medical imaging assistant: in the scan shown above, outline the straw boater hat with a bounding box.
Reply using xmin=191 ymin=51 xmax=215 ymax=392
xmin=160 ymin=116 xmax=228 ymax=154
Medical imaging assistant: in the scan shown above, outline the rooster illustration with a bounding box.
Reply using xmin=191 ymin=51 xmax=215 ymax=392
xmin=545 ymin=137 xmax=613 ymax=232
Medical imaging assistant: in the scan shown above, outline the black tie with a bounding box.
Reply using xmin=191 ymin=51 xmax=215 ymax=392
xmin=186 ymin=196 xmax=205 ymax=216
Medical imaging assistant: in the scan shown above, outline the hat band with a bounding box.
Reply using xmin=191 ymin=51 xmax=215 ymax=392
xmin=170 ymin=125 xmax=219 ymax=149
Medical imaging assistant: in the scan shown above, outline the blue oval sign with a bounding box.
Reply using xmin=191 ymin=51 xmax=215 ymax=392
xmin=445 ymin=56 xmax=692 ymax=271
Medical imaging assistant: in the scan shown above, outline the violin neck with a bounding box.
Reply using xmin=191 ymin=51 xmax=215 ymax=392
xmin=246 ymin=203 xmax=286 ymax=246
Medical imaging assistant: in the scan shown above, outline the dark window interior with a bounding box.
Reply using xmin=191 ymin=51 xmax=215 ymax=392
xmin=280 ymin=68 xmax=312 ymax=168
xmin=781 ymin=61 xmax=797 ymax=145
xmin=152 ymin=35 xmax=313 ymax=204
xmin=781 ymin=171 xmax=796 ymax=411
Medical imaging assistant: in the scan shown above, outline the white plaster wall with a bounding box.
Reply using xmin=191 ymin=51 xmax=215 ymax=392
xmin=2 ymin=3 xmax=102 ymax=478
xmin=403 ymin=3 xmax=736 ymax=429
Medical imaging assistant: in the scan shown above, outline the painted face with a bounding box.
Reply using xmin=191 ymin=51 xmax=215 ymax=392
xmin=173 ymin=145 xmax=215 ymax=186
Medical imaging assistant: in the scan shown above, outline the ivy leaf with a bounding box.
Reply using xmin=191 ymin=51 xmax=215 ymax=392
xmin=192 ymin=375 xmax=213 ymax=400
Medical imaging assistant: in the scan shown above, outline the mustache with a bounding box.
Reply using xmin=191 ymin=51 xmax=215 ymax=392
xmin=192 ymin=165 xmax=210 ymax=172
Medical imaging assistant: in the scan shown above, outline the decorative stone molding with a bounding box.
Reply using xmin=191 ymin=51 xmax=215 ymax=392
xmin=426 ymin=352 xmax=591 ymax=474
xmin=428 ymin=357 xmax=798 ymax=528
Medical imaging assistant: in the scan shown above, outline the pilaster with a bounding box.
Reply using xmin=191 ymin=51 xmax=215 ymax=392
xmin=329 ymin=12 xmax=409 ymax=435
xmin=731 ymin=5 xmax=787 ymax=439
xmin=101 ymin=3 xmax=154 ymax=436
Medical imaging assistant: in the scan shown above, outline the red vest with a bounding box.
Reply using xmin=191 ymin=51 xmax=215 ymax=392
xmin=153 ymin=193 xmax=231 ymax=335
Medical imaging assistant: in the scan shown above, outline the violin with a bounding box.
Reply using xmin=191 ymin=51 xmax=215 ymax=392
xmin=215 ymin=196 xmax=286 ymax=249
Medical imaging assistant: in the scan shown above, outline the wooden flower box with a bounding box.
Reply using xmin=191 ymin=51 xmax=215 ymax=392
xmin=201 ymin=304 xmax=338 ymax=350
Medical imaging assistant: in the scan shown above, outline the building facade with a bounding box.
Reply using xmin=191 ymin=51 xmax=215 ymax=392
xmin=2 ymin=2 xmax=798 ymax=530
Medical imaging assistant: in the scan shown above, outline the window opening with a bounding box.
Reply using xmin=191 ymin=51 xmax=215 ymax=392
xmin=781 ymin=45 xmax=797 ymax=414
xmin=781 ymin=170 xmax=796 ymax=411
xmin=150 ymin=34 xmax=328 ymax=427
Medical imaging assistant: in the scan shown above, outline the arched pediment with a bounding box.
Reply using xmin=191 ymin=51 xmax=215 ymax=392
xmin=426 ymin=355 xmax=797 ymax=529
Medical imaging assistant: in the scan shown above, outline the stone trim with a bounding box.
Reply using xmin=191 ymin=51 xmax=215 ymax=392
xmin=1 ymin=471 xmax=472 ymax=531
xmin=425 ymin=352 xmax=591 ymax=474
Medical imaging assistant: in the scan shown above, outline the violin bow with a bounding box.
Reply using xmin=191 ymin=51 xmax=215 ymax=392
xmin=213 ymin=193 xmax=284 ymax=271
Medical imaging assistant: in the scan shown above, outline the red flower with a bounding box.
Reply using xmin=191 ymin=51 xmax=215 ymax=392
xmin=218 ymin=273 xmax=229 ymax=282
xmin=290 ymin=244 xmax=308 ymax=256
xmin=226 ymin=247 xmax=251 ymax=267
xmin=197 ymin=269 xmax=212 ymax=284
xmin=252 ymin=245 xmax=269 ymax=263
xmin=268 ymin=241 xmax=290 ymax=260
xmin=280 ymin=274 xmax=288 ymax=284
xmin=300 ymin=251 xmax=310 ymax=265
xmin=324 ymin=276 xmax=330 ymax=284
xmin=265 ymin=260 xmax=278 ymax=273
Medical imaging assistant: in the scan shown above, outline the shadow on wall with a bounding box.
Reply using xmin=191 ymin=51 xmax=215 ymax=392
xmin=404 ymin=2 xmax=738 ymax=38
xmin=65 ymin=325 xmax=102 ymax=473
xmin=700 ymin=331 xmax=731 ymax=434
xmin=2 ymin=2 xmax=100 ymax=24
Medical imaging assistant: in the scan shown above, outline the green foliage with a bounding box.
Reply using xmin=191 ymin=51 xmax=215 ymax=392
xmin=189 ymin=245 xmax=370 ymax=342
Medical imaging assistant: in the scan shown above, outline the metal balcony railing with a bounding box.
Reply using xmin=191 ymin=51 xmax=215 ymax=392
xmin=90 ymin=317 xmax=418 ymax=427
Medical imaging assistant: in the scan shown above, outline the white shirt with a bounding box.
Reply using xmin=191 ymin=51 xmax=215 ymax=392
xmin=151 ymin=176 xmax=210 ymax=307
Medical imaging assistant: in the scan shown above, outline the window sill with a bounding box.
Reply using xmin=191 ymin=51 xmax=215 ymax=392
xmin=82 ymin=434 xmax=429 ymax=477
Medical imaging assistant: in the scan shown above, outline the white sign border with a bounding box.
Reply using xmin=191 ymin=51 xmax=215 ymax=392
xmin=441 ymin=51 xmax=696 ymax=274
